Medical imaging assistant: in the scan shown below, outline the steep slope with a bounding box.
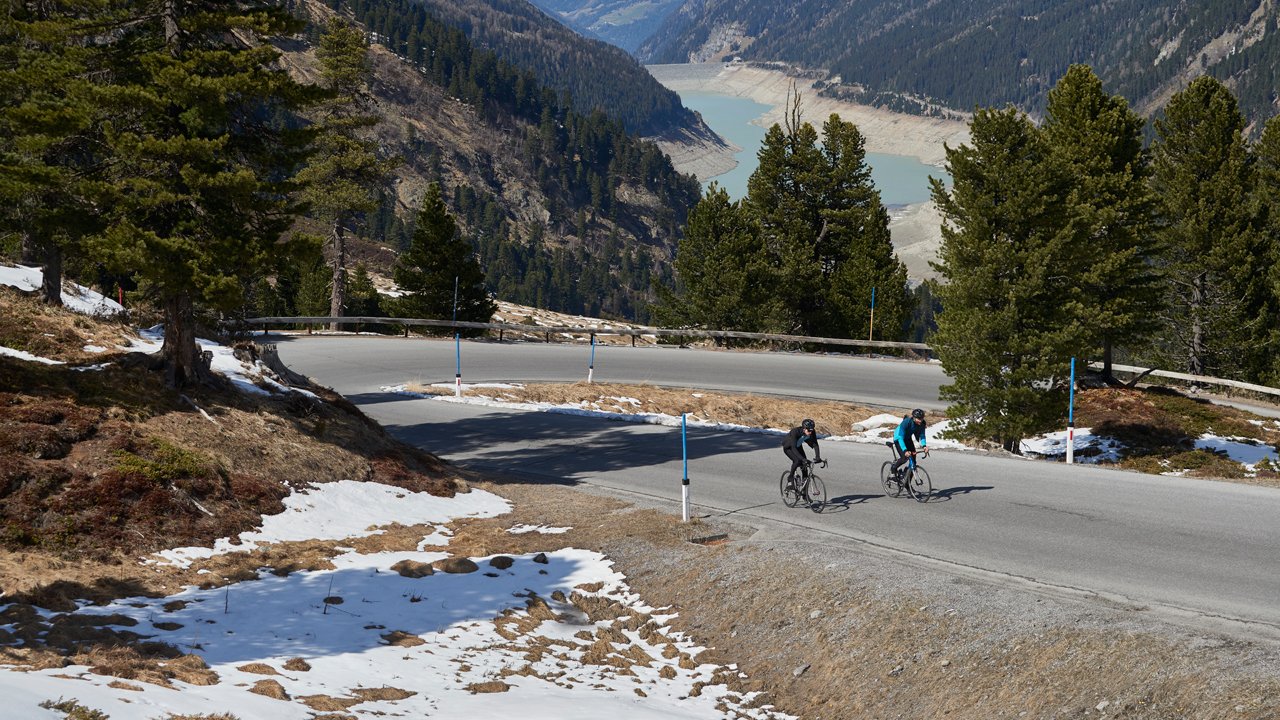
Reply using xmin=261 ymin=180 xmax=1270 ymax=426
xmin=638 ymin=0 xmax=1280 ymax=130
xmin=384 ymin=0 xmax=712 ymax=140
xmin=283 ymin=0 xmax=702 ymax=322
xmin=524 ymin=0 xmax=685 ymax=53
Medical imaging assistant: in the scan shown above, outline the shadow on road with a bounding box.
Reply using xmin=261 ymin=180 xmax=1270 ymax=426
xmin=821 ymin=493 xmax=883 ymax=513
xmin=373 ymin=404 xmax=775 ymax=485
xmin=927 ymin=485 xmax=995 ymax=502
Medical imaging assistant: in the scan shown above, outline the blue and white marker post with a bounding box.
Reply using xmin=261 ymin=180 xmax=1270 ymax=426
xmin=681 ymin=413 xmax=690 ymax=522
xmin=587 ymin=333 xmax=596 ymax=384
xmin=868 ymin=286 xmax=877 ymax=342
xmin=1066 ymin=357 xmax=1076 ymax=464
xmin=453 ymin=276 xmax=462 ymax=398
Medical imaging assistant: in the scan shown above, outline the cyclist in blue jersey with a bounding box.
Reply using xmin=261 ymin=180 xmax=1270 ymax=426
xmin=782 ymin=418 xmax=823 ymax=484
xmin=889 ymin=408 xmax=927 ymax=478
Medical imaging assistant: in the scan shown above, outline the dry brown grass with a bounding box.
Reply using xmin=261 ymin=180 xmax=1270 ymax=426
xmin=471 ymin=478 xmax=1280 ymax=720
xmin=0 ymin=286 xmax=135 ymax=365
xmin=404 ymin=381 xmax=897 ymax=436
xmin=248 ymin=679 xmax=289 ymax=700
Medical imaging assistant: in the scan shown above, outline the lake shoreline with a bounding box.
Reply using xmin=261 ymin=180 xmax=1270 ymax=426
xmin=647 ymin=62 xmax=961 ymax=282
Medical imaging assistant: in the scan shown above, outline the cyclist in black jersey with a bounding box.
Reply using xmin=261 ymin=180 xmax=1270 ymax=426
xmin=782 ymin=418 xmax=823 ymax=484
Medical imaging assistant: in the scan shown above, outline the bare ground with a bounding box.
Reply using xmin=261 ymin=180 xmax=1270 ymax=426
xmin=466 ymin=476 xmax=1280 ymax=720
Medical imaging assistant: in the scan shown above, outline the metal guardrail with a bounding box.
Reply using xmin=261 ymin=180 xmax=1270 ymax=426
xmin=244 ymin=316 xmax=1280 ymax=398
xmin=1097 ymin=362 xmax=1280 ymax=398
xmin=244 ymin=316 xmax=933 ymax=352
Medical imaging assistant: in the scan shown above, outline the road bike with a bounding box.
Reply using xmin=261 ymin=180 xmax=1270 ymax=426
xmin=779 ymin=459 xmax=827 ymax=512
xmin=880 ymin=443 xmax=931 ymax=502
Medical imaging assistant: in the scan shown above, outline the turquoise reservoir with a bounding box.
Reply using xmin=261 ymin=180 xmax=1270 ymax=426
xmin=678 ymin=90 xmax=944 ymax=206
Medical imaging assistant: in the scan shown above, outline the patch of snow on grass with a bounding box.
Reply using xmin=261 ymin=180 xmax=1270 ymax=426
xmin=149 ymin=480 xmax=511 ymax=567
xmin=1020 ymin=428 xmax=1126 ymax=464
xmin=0 ymin=263 xmax=123 ymax=316
xmin=1195 ymin=434 xmax=1279 ymax=470
xmin=0 ymin=346 xmax=64 ymax=365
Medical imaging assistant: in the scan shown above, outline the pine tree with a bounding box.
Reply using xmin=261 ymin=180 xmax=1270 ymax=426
xmin=296 ymin=17 xmax=398 ymax=331
xmin=0 ymin=0 xmax=111 ymax=305
xmin=1249 ymin=115 xmax=1280 ymax=384
xmin=930 ymin=106 xmax=1085 ymax=452
xmin=92 ymin=0 xmax=317 ymax=386
xmin=743 ymin=93 xmax=908 ymax=339
xmin=393 ymin=183 xmax=495 ymax=336
xmin=1041 ymin=65 xmax=1161 ymax=382
xmin=1149 ymin=77 xmax=1263 ymax=379
xmin=653 ymin=184 xmax=780 ymax=336
xmin=344 ymin=262 xmax=382 ymax=318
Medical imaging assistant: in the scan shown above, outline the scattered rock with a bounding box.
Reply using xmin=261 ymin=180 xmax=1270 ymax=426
xmin=940 ymin=659 xmax=951 ymax=667
xmin=323 ymin=596 xmax=343 ymax=605
xmin=390 ymin=559 xmax=434 ymax=578
xmin=808 ymin=609 xmax=822 ymax=620
xmin=889 ymin=665 xmax=904 ymax=677
xmin=489 ymin=556 xmax=515 ymax=569
xmin=532 ymin=552 xmax=549 ymax=564
xmin=432 ymin=557 xmax=480 ymax=574
xmin=1097 ymin=700 xmax=1110 ymax=712
xmin=793 ymin=664 xmax=810 ymax=677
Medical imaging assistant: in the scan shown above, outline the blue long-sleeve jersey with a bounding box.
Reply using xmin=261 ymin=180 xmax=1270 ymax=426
xmin=893 ymin=415 xmax=927 ymax=451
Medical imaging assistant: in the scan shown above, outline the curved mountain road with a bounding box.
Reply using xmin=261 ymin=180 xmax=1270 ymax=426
xmin=272 ymin=334 xmax=1280 ymax=640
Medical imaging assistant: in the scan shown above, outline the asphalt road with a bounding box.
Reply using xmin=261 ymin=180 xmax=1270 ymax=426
xmin=272 ymin=334 xmax=1280 ymax=639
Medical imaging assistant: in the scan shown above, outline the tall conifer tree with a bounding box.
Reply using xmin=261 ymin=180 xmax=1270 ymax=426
xmin=296 ymin=17 xmax=397 ymax=331
xmin=1150 ymin=77 xmax=1263 ymax=379
xmin=393 ymin=183 xmax=495 ymax=335
xmin=0 ymin=0 xmax=111 ymax=305
xmin=1041 ymin=64 xmax=1160 ymax=382
xmin=92 ymin=0 xmax=317 ymax=385
xmin=744 ymin=95 xmax=907 ymax=338
xmin=931 ymin=106 xmax=1085 ymax=452
xmin=1249 ymin=115 xmax=1280 ymax=384
xmin=653 ymin=184 xmax=780 ymax=335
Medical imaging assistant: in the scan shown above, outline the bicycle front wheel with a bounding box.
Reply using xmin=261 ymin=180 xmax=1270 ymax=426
xmin=908 ymin=466 xmax=932 ymax=503
xmin=806 ymin=473 xmax=827 ymax=513
xmin=880 ymin=461 xmax=902 ymax=497
xmin=780 ymin=472 xmax=801 ymax=507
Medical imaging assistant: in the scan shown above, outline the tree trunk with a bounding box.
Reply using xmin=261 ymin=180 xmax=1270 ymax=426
xmin=329 ymin=221 xmax=346 ymax=332
xmin=1102 ymin=339 xmax=1114 ymax=385
xmin=162 ymin=292 xmax=209 ymax=387
xmin=1189 ymin=272 xmax=1206 ymax=376
xmin=20 ymin=231 xmax=38 ymax=264
xmin=40 ymin=241 xmax=63 ymax=307
xmin=163 ymin=0 xmax=180 ymax=54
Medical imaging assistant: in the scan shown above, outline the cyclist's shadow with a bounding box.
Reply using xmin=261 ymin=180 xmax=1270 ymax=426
xmin=818 ymin=493 xmax=882 ymax=513
xmin=926 ymin=485 xmax=994 ymax=502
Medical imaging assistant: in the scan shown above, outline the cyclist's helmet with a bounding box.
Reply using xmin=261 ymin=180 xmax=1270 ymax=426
xmin=801 ymin=418 xmax=816 ymax=431
xmin=911 ymin=408 xmax=926 ymax=420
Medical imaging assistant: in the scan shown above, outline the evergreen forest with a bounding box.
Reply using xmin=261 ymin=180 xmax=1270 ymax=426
xmin=640 ymin=0 xmax=1280 ymax=132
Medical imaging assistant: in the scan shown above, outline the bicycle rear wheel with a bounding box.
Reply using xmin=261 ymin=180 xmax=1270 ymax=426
xmin=908 ymin=466 xmax=932 ymax=503
xmin=780 ymin=472 xmax=801 ymax=507
xmin=806 ymin=473 xmax=827 ymax=512
xmin=880 ymin=461 xmax=902 ymax=497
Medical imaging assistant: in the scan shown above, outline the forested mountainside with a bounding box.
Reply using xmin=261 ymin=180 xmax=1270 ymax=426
xmin=638 ymin=0 xmax=1280 ymax=131
xmin=293 ymin=0 xmax=701 ymax=322
xmin=524 ymin=0 xmax=685 ymax=53
xmin=381 ymin=0 xmax=709 ymax=139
